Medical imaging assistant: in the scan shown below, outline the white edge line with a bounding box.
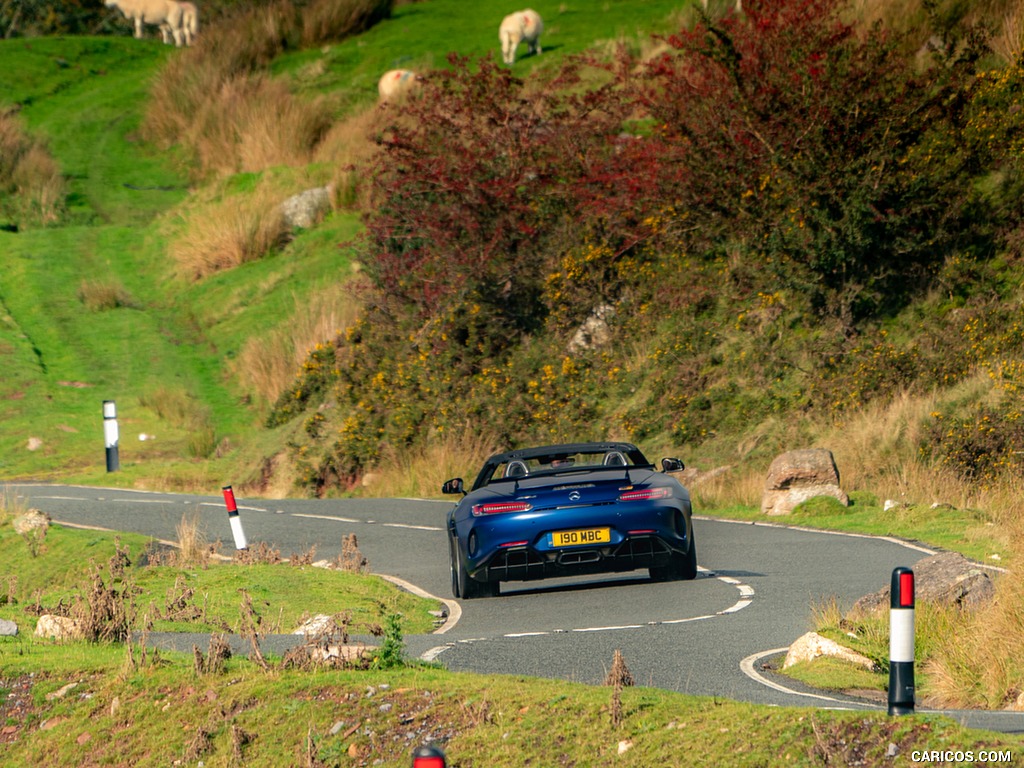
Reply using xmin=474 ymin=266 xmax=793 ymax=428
xmin=382 ymin=523 xmax=444 ymax=531
xmin=23 ymin=495 xmax=87 ymax=501
xmin=740 ymin=647 xmax=878 ymax=708
xmin=376 ymin=574 xmax=461 ymax=636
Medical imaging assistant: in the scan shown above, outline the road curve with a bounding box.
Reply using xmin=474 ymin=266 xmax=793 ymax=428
xmin=10 ymin=484 xmax=1023 ymax=734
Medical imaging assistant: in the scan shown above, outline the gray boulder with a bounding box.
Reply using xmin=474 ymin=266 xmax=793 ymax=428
xmin=567 ymin=304 xmax=615 ymax=355
xmin=280 ymin=186 xmax=332 ymax=230
xmin=0 ymin=618 xmax=18 ymax=636
xmin=849 ymin=551 xmax=996 ymax=617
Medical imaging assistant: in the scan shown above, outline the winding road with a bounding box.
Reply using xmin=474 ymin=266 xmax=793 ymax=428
xmin=10 ymin=483 xmax=1023 ymax=735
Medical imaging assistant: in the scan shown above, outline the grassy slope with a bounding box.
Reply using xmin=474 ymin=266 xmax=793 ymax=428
xmin=0 ymin=1 xmax=688 ymax=488
xmin=0 ymin=4 xmax=1021 ymax=763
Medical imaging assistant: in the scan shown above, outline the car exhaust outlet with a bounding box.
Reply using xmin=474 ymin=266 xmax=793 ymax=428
xmin=888 ymin=567 xmax=915 ymax=716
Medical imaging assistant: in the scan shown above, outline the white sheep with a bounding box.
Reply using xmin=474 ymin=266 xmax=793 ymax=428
xmin=105 ymin=0 xmax=185 ymax=46
xmin=160 ymin=1 xmax=199 ymax=46
xmin=499 ymin=9 xmax=543 ymax=65
xmin=377 ymin=69 xmax=423 ymax=103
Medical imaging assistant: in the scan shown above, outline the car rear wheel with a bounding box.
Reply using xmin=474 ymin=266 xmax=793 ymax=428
xmin=649 ymin=539 xmax=698 ymax=582
xmin=450 ymin=534 xmax=499 ymax=599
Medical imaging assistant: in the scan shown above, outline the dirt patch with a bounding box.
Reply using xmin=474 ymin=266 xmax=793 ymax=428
xmin=0 ymin=674 xmax=38 ymax=744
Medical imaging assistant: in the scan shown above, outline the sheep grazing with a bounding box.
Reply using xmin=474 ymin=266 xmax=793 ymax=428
xmin=377 ymin=69 xmax=423 ymax=104
xmin=160 ymin=1 xmax=198 ymax=46
xmin=105 ymin=0 xmax=187 ymax=46
xmin=499 ymin=9 xmax=543 ymax=65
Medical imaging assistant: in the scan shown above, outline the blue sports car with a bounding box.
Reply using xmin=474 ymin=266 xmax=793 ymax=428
xmin=442 ymin=442 xmax=697 ymax=599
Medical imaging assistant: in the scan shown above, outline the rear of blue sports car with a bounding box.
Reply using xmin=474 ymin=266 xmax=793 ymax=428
xmin=445 ymin=444 xmax=697 ymax=597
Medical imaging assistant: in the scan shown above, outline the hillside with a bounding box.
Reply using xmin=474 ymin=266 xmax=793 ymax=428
xmin=3 ymin=0 xmax=1024 ymax=716
xmin=1 ymin=0 xmax=1024 ymax=511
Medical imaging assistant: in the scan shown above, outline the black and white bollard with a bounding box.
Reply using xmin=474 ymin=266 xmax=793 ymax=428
xmin=412 ymin=745 xmax=447 ymax=768
xmin=888 ymin=566 xmax=915 ymax=715
xmin=103 ymin=400 xmax=120 ymax=472
xmin=222 ymin=486 xmax=248 ymax=551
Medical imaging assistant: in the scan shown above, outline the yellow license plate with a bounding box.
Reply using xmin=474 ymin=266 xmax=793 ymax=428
xmin=549 ymin=528 xmax=611 ymax=547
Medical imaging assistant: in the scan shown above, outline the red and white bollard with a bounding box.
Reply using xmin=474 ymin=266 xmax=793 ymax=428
xmin=412 ymin=744 xmax=447 ymax=767
xmin=888 ymin=566 xmax=915 ymax=715
xmin=222 ymin=485 xmax=248 ymax=551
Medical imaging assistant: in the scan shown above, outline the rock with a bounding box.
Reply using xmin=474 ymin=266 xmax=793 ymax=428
xmin=849 ymin=551 xmax=996 ymax=617
xmin=34 ymin=615 xmax=83 ymax=642
xmin=280 ymin=186 xmax=332 ymax=230
xmin=761 ymin=448 xmax=849 ymax=516
xmin=783 ymin=631 xmax=876 ymax=670
xmin=13 ymin=509 xmax=50 ymax=536
xmin=46 ymin=682 xmax=79 ymax=701
xmin=293 ymin=614 xmax=334 ymax=636
xmin=0 ymin=619 xmax=18 ymax=636
xmin=26 ymin=437 xmax=42 ymax=451
xmin=567 ymin=304 xmax=615 ymax=355
xmin=311 ymin=644 xmax=374 ymax=664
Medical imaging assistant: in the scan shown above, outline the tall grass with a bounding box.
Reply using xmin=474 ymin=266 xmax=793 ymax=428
xmin=360 ymin=428 xmax=502 ymax=498
xmin=0 ymin=108 xmax=66 ymax=228
xmin=233 ymin=284 xmax=360 ymax=404
xmin=316 ymin=108 xmax=387 ymax=211
xmin=169 ymin=183 xmax=288 ymax=279
xmin=143 ymin=0 xmax=394 ymax=179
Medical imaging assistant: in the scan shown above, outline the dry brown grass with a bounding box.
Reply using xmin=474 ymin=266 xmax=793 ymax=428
xmin=174 ymin=512 xmax=211 ymax=567
xmin=77 ymin=278 xmax=136 ymax=312
xmin=0 ymin=108 xmax=66 ymax=228
xmin=361 ymin=428 xmax=502 ymax=499
xmin=316 ymin=108 xmax=387 ymax=211
xmin=992 ymin=3 xmax=1024 ymax=64
xmin=169 ymin=183 xmax=288 ymax=280
xmin=923 ymin=541 xmax=1024 ymax=708
xmin=232 ymin=284 xmax=360 ymax=404
xmin=143 ymin=0 xmax=393 ymax=181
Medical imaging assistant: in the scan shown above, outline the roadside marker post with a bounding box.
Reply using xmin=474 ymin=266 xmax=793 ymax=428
xmin=103 ymin=400 xmax=120 ymax=472
xmin=222 ymin=486 xmax=248 ymax=551
xmin=888 ymin=566 xmax=915 ymax=715
xmin=412 ymin=744 xmax=447 ymax=768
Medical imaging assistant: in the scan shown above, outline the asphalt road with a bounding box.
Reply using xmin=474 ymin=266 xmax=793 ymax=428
xmin=10 ymin=483 xmax=1024 ymax=735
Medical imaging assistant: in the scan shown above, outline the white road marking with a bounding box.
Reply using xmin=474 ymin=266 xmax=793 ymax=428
xmin=198 ymin=502 xmax=267 ymax=512
xmin=739 ymin=648 xmax=877 ymax=708
xmin=293 ymin=513 xmax=361 ymax=523
xmin=382 ymin=522 xmax=443 ymax=531
xmin=112 ymin=498 xmax=176 ymax=504
xmin=24 ymin=495 xmax=87 ymax=501
xmin=423 ymin=568 xmax=757 ymax=657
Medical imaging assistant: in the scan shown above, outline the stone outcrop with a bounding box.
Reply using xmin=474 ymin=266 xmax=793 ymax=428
xmin=849 ymin=551 xmax=996 ymax=617
xmin=280 ymin=186 xmax=332 ymax=230
xmin=34 ymin=615 xmax=83 ymax=642
xmin=567 ymin=304 xmax=615 ymax=355
xmin=761 ymin=448 xmax=849 ymax=516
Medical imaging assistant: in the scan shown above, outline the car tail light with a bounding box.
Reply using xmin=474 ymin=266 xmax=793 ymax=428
xmin=618 ymin=487 xmax=672 ymax=502
xmin=471 ymin=501 xmax=533 ymax=516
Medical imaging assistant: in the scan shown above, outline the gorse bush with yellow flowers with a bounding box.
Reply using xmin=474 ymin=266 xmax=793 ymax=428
xmin=269 ymin=0 xmax=1024 ymax=493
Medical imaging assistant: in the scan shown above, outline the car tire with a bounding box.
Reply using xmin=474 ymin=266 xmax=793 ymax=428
xmin=451 ymin=534 xmax=494 ymax=599
xmin=650 ymin=539 xmax=698 ymax=582
xmin=448 ymin=534 xmax=463 ymax=599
